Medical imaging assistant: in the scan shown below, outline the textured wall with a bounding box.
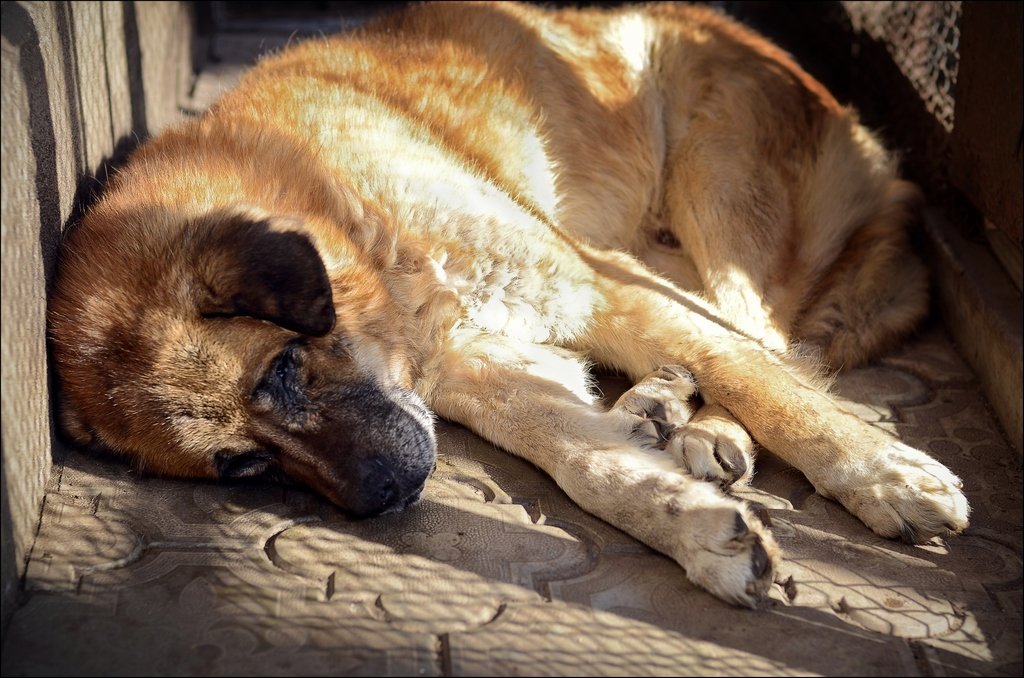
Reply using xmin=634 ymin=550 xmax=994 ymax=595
xmin=951 ymin=2 xmax=1023 ymax=249
xmin=0 ymin=0 xmax=191 ymax=638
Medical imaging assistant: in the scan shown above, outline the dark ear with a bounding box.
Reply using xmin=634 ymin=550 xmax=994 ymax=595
xmin=191 ymin=214 xmax=336 ymax=336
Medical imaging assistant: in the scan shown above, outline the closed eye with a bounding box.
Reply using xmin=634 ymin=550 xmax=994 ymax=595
xmin=253 ymin=343 xmax=307 ymax=411
xmin=214 ymin=450 xmax=276 ymax=480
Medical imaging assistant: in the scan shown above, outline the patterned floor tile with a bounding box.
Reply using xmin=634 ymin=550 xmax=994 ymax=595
xmin=2 ymin=323 xmax=1020 ymax=676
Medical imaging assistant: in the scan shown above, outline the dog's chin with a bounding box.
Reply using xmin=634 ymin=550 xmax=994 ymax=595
xmin=388 ymin=460 xmax=440 ymax=514
xmin=397 ymin=483 xmax=426 ymax=512
xmin=348 ymin=481 xmax=425 ymax=519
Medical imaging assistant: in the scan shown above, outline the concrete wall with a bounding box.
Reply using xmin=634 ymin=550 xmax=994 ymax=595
xmin=1 ymin=0 xmax=192 ymax=638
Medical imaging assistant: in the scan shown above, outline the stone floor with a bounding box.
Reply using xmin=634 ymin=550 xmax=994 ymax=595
xmin=2 ymin=322 xmax=1021 ymax=676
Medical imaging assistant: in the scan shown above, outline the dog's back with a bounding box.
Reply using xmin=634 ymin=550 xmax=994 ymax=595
xmin=243 ymin=0 xmax=928 ymax=365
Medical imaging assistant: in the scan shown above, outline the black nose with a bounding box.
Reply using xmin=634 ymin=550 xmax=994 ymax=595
xmin=355 ymin=457 xmax=400 ymax=517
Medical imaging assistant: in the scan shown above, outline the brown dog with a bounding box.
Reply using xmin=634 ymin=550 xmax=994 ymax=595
xmin=48 ymin=1 xmax=969 ymax=606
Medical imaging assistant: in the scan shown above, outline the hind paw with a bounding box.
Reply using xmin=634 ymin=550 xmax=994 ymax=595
xmin=671 ymin=404 xmax=754 ymax=487
xmin=611 ymin=365 xmax=697 ymax=449
xmin=821 ymin=441 xmax=970 ymax=542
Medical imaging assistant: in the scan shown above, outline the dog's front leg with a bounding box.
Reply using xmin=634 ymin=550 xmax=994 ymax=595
xmin=418 ymin=330 xmax=779 ymax=607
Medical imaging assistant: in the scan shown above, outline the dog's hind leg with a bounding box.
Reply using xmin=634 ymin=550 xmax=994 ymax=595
xmin=572 ymin=245 xmax=969 ymax=544
xmin=792 ymin=183 xmax=929 ymax=370
xmin=418 ymin=330 xmax=779 ymax=607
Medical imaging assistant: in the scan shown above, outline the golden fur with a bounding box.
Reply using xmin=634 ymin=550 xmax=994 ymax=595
xmin=49 ymin=2 xmax=968 ymax=607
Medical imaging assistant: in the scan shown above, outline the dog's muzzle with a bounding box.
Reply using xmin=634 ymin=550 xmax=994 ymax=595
xmin=283 ymin=383 xmax=436 ymax=518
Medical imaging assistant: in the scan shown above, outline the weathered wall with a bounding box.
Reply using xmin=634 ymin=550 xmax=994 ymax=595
xmin=950 ymin=1 xmax=1024 ymax=291
xmin=1 ymin=0 xmax=192 ymax=638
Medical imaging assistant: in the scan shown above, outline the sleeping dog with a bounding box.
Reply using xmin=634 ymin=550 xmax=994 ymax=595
xmin=49 ymin=1 xmax=969 ymax=606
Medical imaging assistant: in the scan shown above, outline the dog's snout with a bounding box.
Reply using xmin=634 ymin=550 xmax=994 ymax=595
xmin=278 ymin=383 xmax=436 ymax=517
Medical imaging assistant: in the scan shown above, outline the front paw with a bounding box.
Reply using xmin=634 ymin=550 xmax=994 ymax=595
xmin=822 ymin=441 xmax=970 ymax=543
xmin=676 ymin=500 xmax=780 ymax=608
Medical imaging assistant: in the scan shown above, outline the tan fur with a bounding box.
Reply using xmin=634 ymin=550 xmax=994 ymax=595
xmin=48 ymin=2 xmax=967 ymax=607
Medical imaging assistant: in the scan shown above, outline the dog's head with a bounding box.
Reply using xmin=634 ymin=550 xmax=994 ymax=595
xmin=49 ymin=203 xmax=436 ymax=518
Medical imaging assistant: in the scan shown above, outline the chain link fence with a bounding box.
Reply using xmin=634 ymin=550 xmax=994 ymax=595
xmin=843 ymin=1 xmax=962 ymax=133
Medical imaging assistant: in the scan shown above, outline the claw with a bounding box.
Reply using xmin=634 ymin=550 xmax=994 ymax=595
xmin=750 ymin=537 xmax=770 ymax=578
xmin=775 ymin=574 xmax=798 ymax=601
xmin=733 ymin=511 xmax=749 ymax=537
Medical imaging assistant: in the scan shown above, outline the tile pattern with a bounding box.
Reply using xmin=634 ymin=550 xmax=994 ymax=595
xmin=2 ymin=324 xmax=1021 ymax=676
